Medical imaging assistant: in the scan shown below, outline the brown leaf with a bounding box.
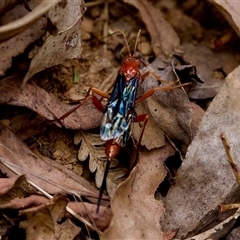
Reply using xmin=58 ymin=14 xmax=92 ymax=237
xmin=139 ymin=59 xmax=193 ymax=154
xmin=20 ymin=195 xmax=81 ymax=240
xmin=0 ymin=76 xmax=102 ymax=130
xmin=102 ymin=144 xmax=175 ymax=239
xmin=0 ymin=175 xmax=35 ymax=205
xmin=133 ymin=102 xmax=166 ymax=150
xmin=74 ymin=131 xmax=126 ymax=197
xmin=0 ymin=0 xmax=61 ymax=43
xmin=0 ymin=123 xmax=102 ymax=199
xmin=0 ymin=0 xmax=46 ymax=75
xmin=123 ymin=0 xmax=180 ymax=56
xmin=22 ymin=0 xmax=86 ymax=87
xmin=183 ymin=42 xmax=239 ymax=99
xmin=160 ymin=65 xmax=240 ymax=238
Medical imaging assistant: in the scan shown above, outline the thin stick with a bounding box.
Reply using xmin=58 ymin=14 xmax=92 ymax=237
xmin=220 ymin=132 xmax=240 ymax=186
xmin=219 ymin=203 xmax=240 ymax=212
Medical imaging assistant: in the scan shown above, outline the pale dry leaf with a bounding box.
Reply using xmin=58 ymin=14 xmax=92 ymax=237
xmin=0 ymin=0 xmax=46 ymax=75
xmin=22 ymin=0 xmax=86 ymax=87
xmin=0 ymin=76 xmax=102 ymax=130
xmin=182 ymin=42 xmax=239 ymax=99
xmin=20 ymin=195 xmax=81 ymax=240
xmin=74 ymin=131 xmax=125 ymax=197
xmin=123 ymin=0 xmax=180 ymax=56
xmin=160 ymin=65 xmax=240 ymax=239
xmin=102 ymin=144 xmax=175 ymax=239
xmin=74 ymin=130 xmax=106 ymax=188
xmin=0 ymin=123 xmax=101 ymax=199
xmin=0 ymin=0 xmax=61 ymax=43
xmin=139 ymin=59 xmax=193 ymax=154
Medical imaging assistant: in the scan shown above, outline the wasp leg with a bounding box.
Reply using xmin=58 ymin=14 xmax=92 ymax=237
xmin=141 ymin=71 xmax=181 ymax=85
xmin=134 ymin=114 xmax=149 ymax=150
xmin=52 ymin=87 xmax=110 ymax=125
xmin=125 ymin=114 xmax=149 ymax=175
xmin=135 ymin=82 xmax=191 ymax=104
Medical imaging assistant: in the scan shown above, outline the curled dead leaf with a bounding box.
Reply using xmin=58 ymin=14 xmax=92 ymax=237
xmin=0 ymin=0 xmax=61 ymax=43
xmin=102 ymin=144 xmax=175 ymax=239
xmin=0 ymin=76 xmax=102 ymax=130
xmin=19 ymin=194 xmax=81 ymax=240
xmin=22 ymin=0 xmax=86 ymax=87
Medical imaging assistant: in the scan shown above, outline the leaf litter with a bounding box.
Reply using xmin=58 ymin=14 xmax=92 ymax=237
xmin=1 ymin=0 xmax=240 ymax=239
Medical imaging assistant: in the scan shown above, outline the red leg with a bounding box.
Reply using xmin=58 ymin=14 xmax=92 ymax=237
xmin=141 ymin=71 xmax=168 ymax=84
xmin=55 ymin=87 xmax=110 ymax=123
xmin=134 ymin=114 xmax=149 ymax=149
xmin=136 ymin=82 xmax=191 ymax=104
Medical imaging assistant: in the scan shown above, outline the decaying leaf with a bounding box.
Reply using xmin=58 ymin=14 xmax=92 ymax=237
xmin=19 ymin=195 xmax=81 ymax=240
xmin=0 ymin=0 xmax=60 ymax=43
xmin=74 ymin=131 xmax=126 ymax=197
xmin=0 ymin=76 xmax=102 ymax=130
xmin=123 ymin=0 xmax=180 ymax=56
xmin=22 ymin=0 xmax=86 ymax=87
xmin=160 ymin=65 xmax=240 ymax=238
xmin=0 ymin=123 xmax=102 ymax=199
xmin=133 ymin=100 xmax=166 ymax=150
xmin=0 ymin=175 xmax=35 ymax=206
xmin=102 ymin=144 xmax=175 ymax=239
xmin=0 ymin=0 xmax=47 ymax=75
xmin=182 ymin=42 xmax=239 ymax=99
xmin=135 ymin=58 xmax=193 ymax=154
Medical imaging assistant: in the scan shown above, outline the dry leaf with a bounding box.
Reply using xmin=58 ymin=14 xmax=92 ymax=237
xmin=67 ymin=201 xmax=112 ymax=230
xmin=137 ymin=58 xmax=193 ymax=154
xmin=133 ymin=101 xmax=166 ymax=150
xmin=209 ymin=0 xmax=240 ymax=37
xmin=0 ymin=175 xmax=35 ymax=205
xmin=0 ymin=0 xmax=47 ymax=75
xmin=22 ymin=0 xmax=86 ymax=87
xmin=160 ymin=65 xmax=240 ymax=238
xmin=0 ymin=123 xmax=101 ymax=199
xmin=102 ymin=144 xmax=175 ymax=239
xmin=20 ymin=195 xmax=81 ymax=240
xmin=0 ymin=76 xmax=102 ymax=130
xmin=123 ymin=0 xmax=180 ymax=56
xmin=0 ymin=0 xmax=60 ymax=43
xmin=74 ymin=131 xmax=126 ymax=197
xmin=182 ymin=43 xmax=239 ymax=99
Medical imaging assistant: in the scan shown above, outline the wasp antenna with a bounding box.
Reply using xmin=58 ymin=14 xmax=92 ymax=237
xmin=101 ymin=30 xmax=131 ymax=56
xmin=134 ymin=29 xmax=141 ymax=54
xmin=96 ymin=159 xmax=111 ymax=213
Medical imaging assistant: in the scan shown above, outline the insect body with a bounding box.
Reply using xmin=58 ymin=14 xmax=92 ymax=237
xmin=57 ymin=30 xmax=190 ymax=213
xmin=100 ymin=57 xmax=141 ymax=151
